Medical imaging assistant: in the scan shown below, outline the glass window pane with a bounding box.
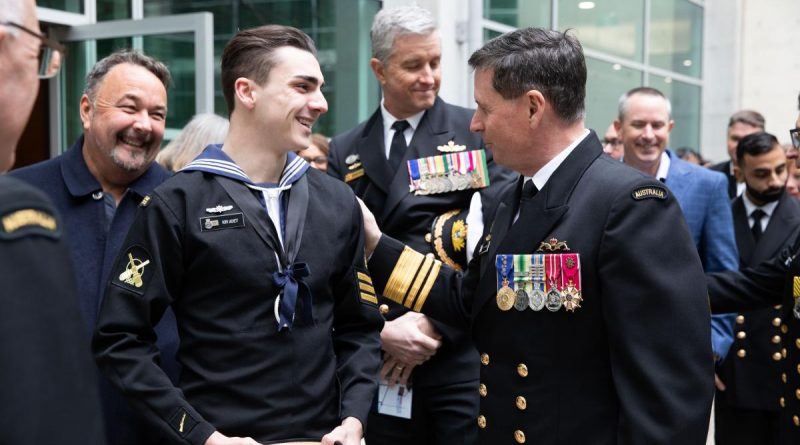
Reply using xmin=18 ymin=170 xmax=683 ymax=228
xmin=143 ymin=0 xmax=380 ymax=137
xmin=584 ymin=58 xmax=642 ymax=138
xmin=652 ymin=75 xmax=701 ymax=152
xmin=38 ymin=0 xmax=83 ymax=14
xmin=649 ymin=0 xmax=702 ymax=78
xmin=483 ymin=0 xmax=550 ymax=29
xmin=97 ymin=0 xmax=131 ymax=21
xmin=559 ymin=0 xmax=644 ymax=63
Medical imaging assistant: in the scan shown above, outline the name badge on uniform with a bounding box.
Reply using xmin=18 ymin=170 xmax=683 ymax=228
xmin=199 ymin=212 xmax=245 ymax=231
xmin=496 ymin=252 xmax=582 ymax=313
xmin=407 ymin=149 xmax=490 ymax=196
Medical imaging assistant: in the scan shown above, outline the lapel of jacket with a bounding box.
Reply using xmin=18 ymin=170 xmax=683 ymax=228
xmin=732 ymin=197 xmax=754 ymax=264
xmin=381 ymin=97 xmax=457 ymax=221
xmin=753 ymin=193 xmax=800 ymax=263
xmin=214 ymin=176 xmax=281 ymax=254
xmin=664 ymin=152 xmax=693 ymax=205
xmin=471 ymin=132 xmax=602 ymax=315
xmin=357 ymin=110 xmax=393 ymax=195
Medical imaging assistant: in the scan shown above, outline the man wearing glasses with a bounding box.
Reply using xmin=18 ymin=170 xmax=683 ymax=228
xmin=707 ymin=93 xmax=800 ymax=445
xmin=0 ymin=0 xmax=104 ymax=443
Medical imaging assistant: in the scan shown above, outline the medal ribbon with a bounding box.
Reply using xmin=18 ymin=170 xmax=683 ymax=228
xmin=514 ymin=254 xmax=527 ymax=288
xmin=545 ymin=254 xmax=560 ymax=292
xmin=408 ymin=158 xmax=421 ymax=191
xmin=531 ymin=254 xmax=545 ymax=293
xmin=496 ymin=254 xmax=513 ymax=290
xmin=561 ymin=253 xmax=581 ymax=291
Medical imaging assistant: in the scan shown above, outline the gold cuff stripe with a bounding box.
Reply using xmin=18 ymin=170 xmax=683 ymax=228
xmin=383 ymin=247 xmax=426 ymax=304
xmin=404 ymin=254 xmax=435 ymax=308
xmin=359 ymin=283 xmax=376 ymax=294
xmin=360 ymin=292 xmax=378 ymax=304
xmin=794 ymin=276 xmax=800 ymax=298
xmin=414 ymin=260 xmax=442 ymax=311
xmin=357 ymin=272 xmax=373 ymax=284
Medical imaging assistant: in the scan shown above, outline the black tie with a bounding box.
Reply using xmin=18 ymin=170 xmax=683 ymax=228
xmin=521 ymin=179 xmax=538 ymax=203
xmin=751 ymin=209 xmax=765 ymax=242
xmin=388 ymin=120 xmax=410 ymax=171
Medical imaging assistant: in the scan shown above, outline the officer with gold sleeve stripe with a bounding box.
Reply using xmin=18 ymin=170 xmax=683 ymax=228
xmin=361 ymin=27 xmax=713 ymax=445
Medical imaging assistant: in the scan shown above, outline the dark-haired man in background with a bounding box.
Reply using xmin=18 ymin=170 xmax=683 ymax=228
xmin=711 ymin=110 xmax=766 ymax=199
xmin=715 ymin=132 xmax=799 ymax=445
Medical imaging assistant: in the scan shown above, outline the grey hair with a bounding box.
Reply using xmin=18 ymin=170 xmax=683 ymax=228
xmin=0 ymin=0 xmax=25 ymax=23
xmin=618 ymin=87 xmax=672 ymax=122
xmin=83 ymin=49 xmax=171 ymax=102
xmin=371 ymin=5 xmax=437 ymax=64
xmin=156 ymin=113 xmax=229 ymax=172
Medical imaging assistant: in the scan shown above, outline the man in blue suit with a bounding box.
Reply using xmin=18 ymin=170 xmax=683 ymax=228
xmin=616 ymin=87 xmax=738 ymax=368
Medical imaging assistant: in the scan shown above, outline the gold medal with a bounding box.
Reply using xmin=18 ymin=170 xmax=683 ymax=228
xmin=496 ymin=254 xmax=515 ymax=311
xmin=497 ymin=279 xmax=516 ymax=311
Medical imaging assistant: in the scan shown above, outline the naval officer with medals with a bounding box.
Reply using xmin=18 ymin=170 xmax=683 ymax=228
xmin=328 ymin=6 xmax=514 ymax=445
xmin=360 ymin=27 xmax=713 ymax=444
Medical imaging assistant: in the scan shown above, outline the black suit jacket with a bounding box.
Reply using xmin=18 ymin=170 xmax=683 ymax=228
xmin=711 ymin=160 xmax=738 ymax=199
xmin=329 ymin=97 xmax=515 ymax=386
xmin=369 ymin=132 xmax=714 ymax=444
xmin=720 ymin=193 xmax=800 ymax=411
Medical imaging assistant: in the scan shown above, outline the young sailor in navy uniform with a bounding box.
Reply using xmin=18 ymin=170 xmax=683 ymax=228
xmin=360 ymin=28 xmax=713 ymax=445
xmin=93 ymin=25 xmax=382 ymax=445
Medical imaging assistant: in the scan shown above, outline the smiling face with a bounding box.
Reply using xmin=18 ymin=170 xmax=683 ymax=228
xmin=80 ymin=63 xmax=167 ymax=179
xmin=615 ymin=93 xmax=674 ymax=175
xmin=246 ymin=46 xmax=328 ymax=153
xmin=372 ymin=31 xmax=441 ymax=119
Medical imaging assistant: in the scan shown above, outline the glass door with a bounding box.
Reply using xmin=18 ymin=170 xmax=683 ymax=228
xmin=48 ymin=12 xmax=214 ymax=154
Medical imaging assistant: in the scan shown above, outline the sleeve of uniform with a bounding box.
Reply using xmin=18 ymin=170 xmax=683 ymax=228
xmin=368 ymin=233 xmax=481 ymax=334
xmin=0 ymin=181 xmax=106 ymax=444
xmin=707 ymin=240 xmax=795 ymax=312
xmin=92 ymin=194 xmax=216 ymax=445
xmin=331 ymin=196 xmax=384 ymax=426
xmin=598 ymin=180 xmax=713 ymax=444
xmin=702 ymin=173 xmax=740 ymax=361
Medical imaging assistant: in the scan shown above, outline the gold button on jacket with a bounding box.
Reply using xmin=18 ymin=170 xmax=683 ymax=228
xmin=515 ymin=396 xmax=527 ymax=410
xmin=477 ymin=415 xmax=486 ymax=429
xmin=480 ymin=353 xmax=490 ymax=366
xmin=517 ymin=363 xmax=528 ymax=377
xmin=514 ymin=430 xmax=526 ymax=443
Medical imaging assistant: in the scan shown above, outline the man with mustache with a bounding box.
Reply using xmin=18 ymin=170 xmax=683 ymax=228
xmin=93 ymin=25 xmax=382 ymax=445
xmin=616 ymin=87 xmax=739 ymax=370
xmin=10 ymin=49 xmax=179 ymax=445
xmin=715 ymin=131 xmax=799 ymax=445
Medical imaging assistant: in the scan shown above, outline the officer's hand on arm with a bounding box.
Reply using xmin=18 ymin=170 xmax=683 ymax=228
xmin=204 ymin=431 xmax=262 ymax=445
xmin=321 ymin=417 xmax=363 ymax=445
xmin=381 ymin=311 xmax=441 ymax=365
xmin=357 ymin=198 xmax=381 ymax=257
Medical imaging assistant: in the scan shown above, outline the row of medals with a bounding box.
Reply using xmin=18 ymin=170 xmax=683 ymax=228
xmin=414 ymin=170 xmax=485 ymax=195
xmin=497 ymin=274 xmax=582 ymax=313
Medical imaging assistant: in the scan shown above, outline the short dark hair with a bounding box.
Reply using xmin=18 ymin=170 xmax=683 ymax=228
xmin=618 ymin=87 xmax=671 ymax=121
xmin=728 ymin=110 xmax=765 ymax=129
xmin=221 ymin=25 xmax=316 ymax=114
xmin=736 ymin=131 xmax=781 ymax=167
xmin=468 ymin=27 xmax=586 ymax=123
xmin=84 ymin=49 xmax=171 ymax=101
